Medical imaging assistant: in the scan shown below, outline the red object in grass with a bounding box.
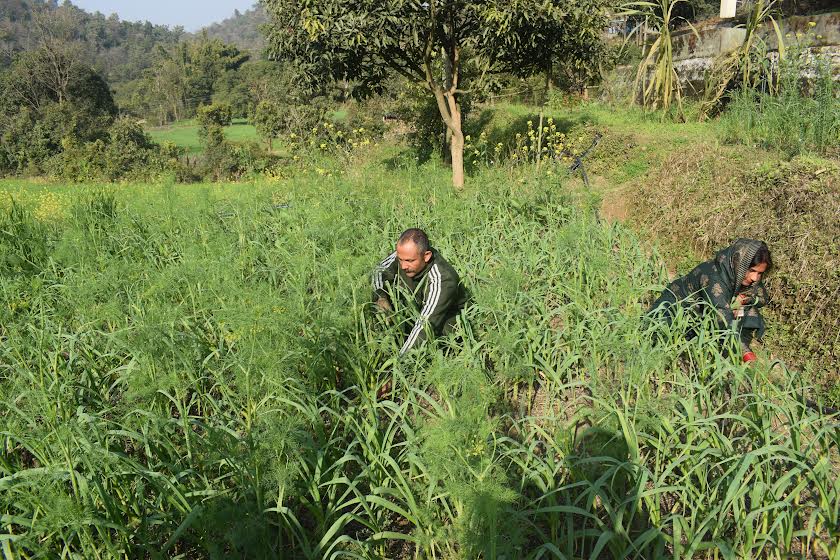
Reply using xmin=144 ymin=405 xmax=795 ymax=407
xmin=743 ymin=351 xmax=757 ymax=363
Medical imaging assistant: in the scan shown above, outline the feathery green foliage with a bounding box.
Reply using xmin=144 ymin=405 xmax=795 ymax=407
xmin=0 ymin=150 xmax=837 ymax=558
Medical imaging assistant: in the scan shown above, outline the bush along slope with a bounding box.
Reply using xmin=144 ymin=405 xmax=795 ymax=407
xmin=630 ymin=146 xmax=840 ymax=403
xmin=0 ymin=164 xmax=838 ymax=558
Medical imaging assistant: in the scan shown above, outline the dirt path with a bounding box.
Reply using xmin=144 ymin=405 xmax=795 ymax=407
xmin=595 ymin=176 xmax=629 ymax=224
xmin=583 ymin=174 xmax=677 ymax=280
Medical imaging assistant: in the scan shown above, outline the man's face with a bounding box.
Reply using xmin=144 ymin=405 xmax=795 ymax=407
xmin=741 ymin=261 xmax=769 ymax=286
xmin=397 ymin=241 xmax=432 ymax=279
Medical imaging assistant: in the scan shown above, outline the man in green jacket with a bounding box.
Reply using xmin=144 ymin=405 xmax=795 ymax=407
xmin=372 ymin=228 xmax=468 ymax=355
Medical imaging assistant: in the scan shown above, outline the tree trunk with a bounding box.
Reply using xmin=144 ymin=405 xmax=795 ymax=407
xmin=449 ymin=116 xmax=464 ymax=189
xmin=425 ymin=41 xmax=465 ymax=189
xmin=543 ymin=55 xmax=554 ymax=105
xmin=430 ymin=86 xmax=465 ymax=189
xmin=445 ymin=95 xmax=464 ymax=189
xmin=442 ymin=129 xmax=451 ymax=165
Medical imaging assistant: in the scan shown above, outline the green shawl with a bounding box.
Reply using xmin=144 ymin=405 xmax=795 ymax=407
xmin=650 ymin=238 xmax=769 ymax=349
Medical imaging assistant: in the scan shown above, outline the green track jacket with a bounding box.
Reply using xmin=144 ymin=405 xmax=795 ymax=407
xmin=372 ymin=248 xmax=467 ymax=355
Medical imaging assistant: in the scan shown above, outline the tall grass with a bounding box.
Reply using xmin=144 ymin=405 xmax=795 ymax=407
xmin=719 ymin=42 xmax=839 ymax=157
xmin=621 ymin=0 xmax=698 ymax=119
xmin=700 ymin=0 xmax=786 ymax=120
xmin=0 ymin=159 xmax=837 ymax=558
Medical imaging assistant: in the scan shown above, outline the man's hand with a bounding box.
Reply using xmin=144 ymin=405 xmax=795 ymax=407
xmin=377 ymin=379 xmax=392 ymax=400
xmin=375 ymin=297 xmax=393 ymax=313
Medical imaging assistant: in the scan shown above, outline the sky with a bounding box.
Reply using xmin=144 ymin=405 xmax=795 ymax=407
xmin=71 ymin=0 xmax=259 ymax=32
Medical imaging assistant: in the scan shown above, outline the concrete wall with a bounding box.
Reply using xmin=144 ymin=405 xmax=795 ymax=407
xmin=670 ymin=11 xmax=840 ymax=93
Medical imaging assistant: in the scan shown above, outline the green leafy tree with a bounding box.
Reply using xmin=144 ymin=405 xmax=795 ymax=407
xmin=140 ymin=37 xmax=249 ymax=124
xmin=480 ymin=4 xmax=608 ymax=99
xmin=550 ymin=14 xmax=614 ymax=96
xmin=213 ymin=60 xmax=292 ymax=119
xmin=196 ymin=102 xmax=232 ymax=142
xmin=148 ymin=43 xmax=190 ymax=123
xmin=263 ymin=0 xmax=607 ymax=188
xmin=246 ymin=60 xmax=331 ymax=150
xmin=195 ymin=102 xmax=252 ymax=181
xmin=14 ymin=5 xmax=89 ymax=106
xmin=202 ymin=4 xmax=268 ymax=53
xmin=253 ymin=100 xmax=284 ymax=150
xmin=187 ymin=34 xmax=250 ymax=108
xmin=0 ymin=39 xmax=116 ymax=173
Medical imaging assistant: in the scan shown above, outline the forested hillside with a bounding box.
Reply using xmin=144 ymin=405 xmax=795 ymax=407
xmin=200 ymin=3 xmax=266 ymax=54
xmin=0 ymin=0 xmax=184 ymax=84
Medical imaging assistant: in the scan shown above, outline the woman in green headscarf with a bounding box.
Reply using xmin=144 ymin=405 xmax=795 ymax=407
xmin=648 ymin=238 xmax=773 ymax=363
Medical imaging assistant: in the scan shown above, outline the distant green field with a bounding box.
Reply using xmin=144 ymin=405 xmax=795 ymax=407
xmin=147 ymin=118 xmax=259 ymax=154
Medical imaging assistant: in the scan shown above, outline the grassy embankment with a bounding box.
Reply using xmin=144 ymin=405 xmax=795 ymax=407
xmin=1 ymin=105 xmax=838 ymax=558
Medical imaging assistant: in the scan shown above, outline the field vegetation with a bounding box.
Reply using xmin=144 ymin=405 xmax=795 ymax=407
xmin=1 ymin=1 xmax=839 ymax=558
xmin=1 ymin=133 xmax=838 ymax=557
xmin=147 ymin=119 xmax=260 ymax=156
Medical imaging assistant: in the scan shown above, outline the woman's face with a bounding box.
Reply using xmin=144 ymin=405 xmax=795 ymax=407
xmin=741 ymin=261 xmax=769 ymax=287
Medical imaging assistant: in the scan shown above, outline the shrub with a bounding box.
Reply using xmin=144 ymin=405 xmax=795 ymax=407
xmin=344 ymin=97 xmax=389 ymax=138
xmin=199 ymin=136 xmax=276 ymax=181
xmin=102 ymin=118 xmax=183 ymax=181
xmin=252 ymin=100 xmax=285 ymax=149
xmin=197 ymin=103 xmax=233 ymax=139
xmin=0 ymin=60 xmax=117 ymax=175
xmin=43 ymin=118 xmax=185 ymax=182
xmin=44 ymin=117 xmax=182 ymax=182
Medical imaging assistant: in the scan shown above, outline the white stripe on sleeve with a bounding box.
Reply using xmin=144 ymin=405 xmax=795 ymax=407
xmin=372 ymin=251 xmax=397 ymax=290
xmin=400 ymin=264 xmax=441 ymax=354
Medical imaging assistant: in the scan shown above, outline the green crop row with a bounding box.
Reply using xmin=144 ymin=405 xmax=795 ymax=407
xmin=0 ymin=161 xmax=837 ymax=558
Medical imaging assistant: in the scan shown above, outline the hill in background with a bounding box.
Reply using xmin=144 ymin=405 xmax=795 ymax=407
xmin=0 ymin=0 xmax=185 ymax=83
xmin=199 ymin=4 xmax=266 ymax=55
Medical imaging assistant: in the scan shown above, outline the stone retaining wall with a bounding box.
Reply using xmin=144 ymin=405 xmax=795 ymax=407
xmin=670 ymin=11 xmax=839 ymax=93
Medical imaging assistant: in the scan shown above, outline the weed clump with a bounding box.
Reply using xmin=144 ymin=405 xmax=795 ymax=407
xmin=719 ymin=39 xmax=839 ymax=158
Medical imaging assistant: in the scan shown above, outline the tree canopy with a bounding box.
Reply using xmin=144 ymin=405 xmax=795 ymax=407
xmin=263 ymin=0 xmax=607 ymax=187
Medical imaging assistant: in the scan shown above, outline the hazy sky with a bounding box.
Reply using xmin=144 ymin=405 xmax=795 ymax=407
xmin=71 ymin=1 xmax=258 ymax=31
